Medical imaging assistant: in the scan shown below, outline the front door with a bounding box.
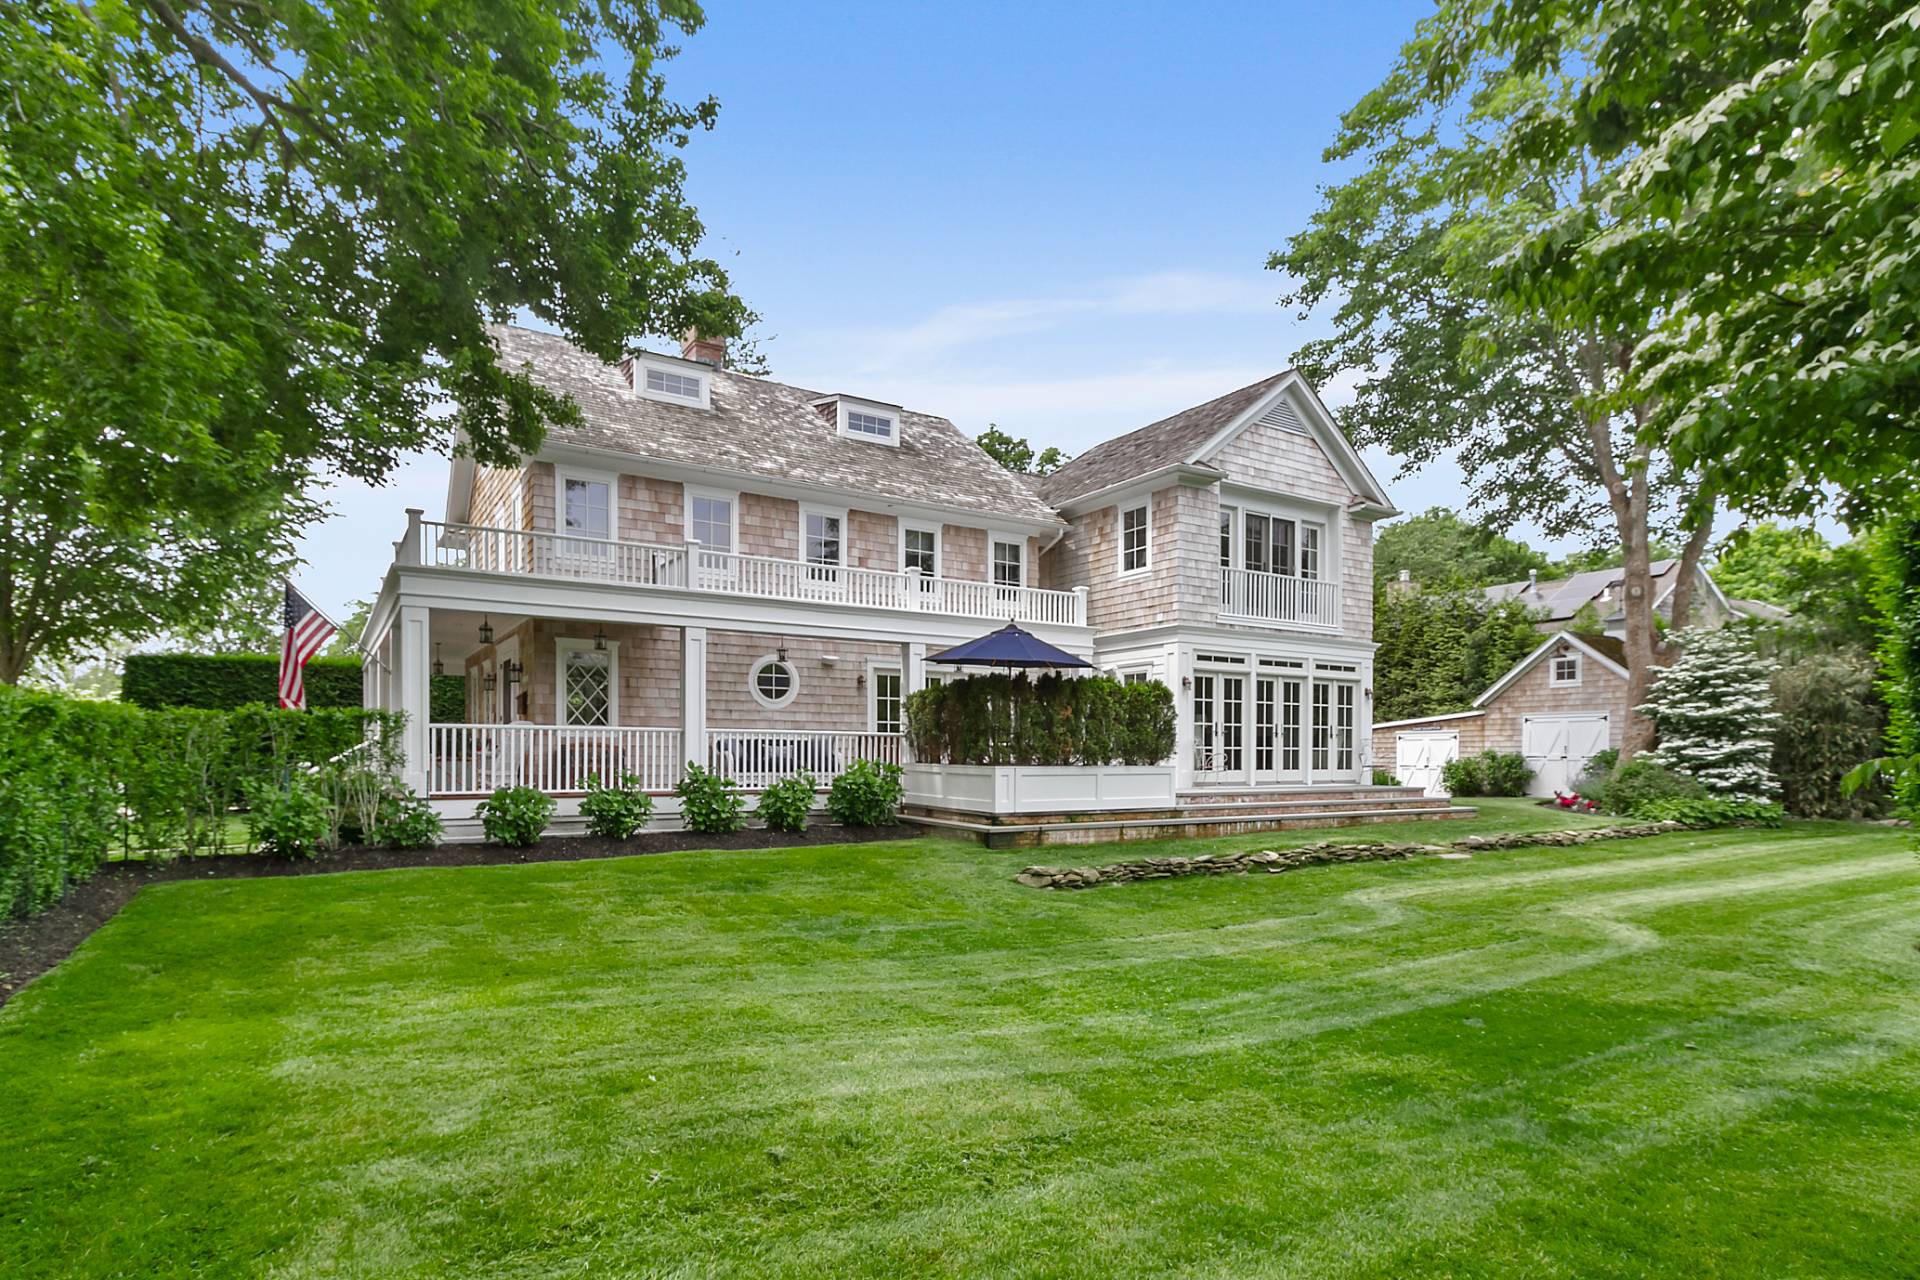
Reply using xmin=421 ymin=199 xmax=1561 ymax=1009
xmin=1192 ymin=673 xmax=1246 ymax=784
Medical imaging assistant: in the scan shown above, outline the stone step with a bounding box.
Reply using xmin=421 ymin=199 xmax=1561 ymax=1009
xmin=1178 ymin=786 xmax=1428 ymax=805
xmin=907 ymin=805 xmax=1478 ymax=849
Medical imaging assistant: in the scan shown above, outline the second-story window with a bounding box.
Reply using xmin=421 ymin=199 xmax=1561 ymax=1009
xmin=1120 ymin=503 xmax=1149 ymax=574
xmin=689 ymin=493 xmax=733 ymax=553
xmin=904 ymin=527 xmax=938 ymax=576
xmin=1300 ymin=523 xmax=1322 ymax=580
xmin=992 ymin=538 xmax=1024 ymax=588
xmin=805 ymin=511 xmax=843 ymax=567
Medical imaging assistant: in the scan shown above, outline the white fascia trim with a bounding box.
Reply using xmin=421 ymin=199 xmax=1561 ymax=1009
xmin=1184 ymin=375 xmax=1397 ymax=513
xmin=531 ymin=442 xmax=1065 ymax=540
xmin=445 ymin=446 xmax=476 ymax=524
xmin=1472 ymin=631 xmax=1629 ymax=708
xmin=1373 ymin=709 xmax=1486 ymax=730
xmin=1052 ymin=463 xmax=1223 ymax=518
xmin=1089 ymin=620 xmax=1375 ymax=660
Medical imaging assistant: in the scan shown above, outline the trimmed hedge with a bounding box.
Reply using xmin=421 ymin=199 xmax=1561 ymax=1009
xmin=124 ymin=651 xmax=466 ymax=721
xmin=905 ymin=674 xmax=1175 ymax=767
xmin=0 ymin=685 xmax=402 ymax=919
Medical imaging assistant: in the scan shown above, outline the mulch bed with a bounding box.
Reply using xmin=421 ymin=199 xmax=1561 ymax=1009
xmin=0 ymin=824 xmax=920 ymax=1010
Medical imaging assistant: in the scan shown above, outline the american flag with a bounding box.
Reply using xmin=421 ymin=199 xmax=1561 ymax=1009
xmin=278 ymin=584 xmax=339 ymax=710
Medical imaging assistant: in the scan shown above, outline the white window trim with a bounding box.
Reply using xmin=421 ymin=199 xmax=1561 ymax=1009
xmin=821 ymin=396 xmax=903 ymax=448
xmin=1117 ymin=500 xmax=1151 ymax=577
xmin=555 ymin=637 xmax=619 ymax=727
xmin=682 ymin=484 xmax=740 ymax=553
xmin=632 ymin=356 xmax=711 ymax=409
xmin=554 ymin=465 xmax=620 ymax=542
xmin=799 ymin=504 xmax=850 ymax=566
xmin=1550 ymin=652 xmax=1583 ymax=687
xmin=867 ymin=660 xmax=905 ymax=732
xmin=900 ymin=524 xmax=942 ymax=578
xmin=748 ymin=653 xmax=800 ymax=709
xmin=990 ymin=531 xmax=1027 ymax=587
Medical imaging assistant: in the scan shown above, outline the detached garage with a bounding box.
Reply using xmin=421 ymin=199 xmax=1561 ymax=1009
xmin=1372 ymin=632 xmax=1630 ymax=798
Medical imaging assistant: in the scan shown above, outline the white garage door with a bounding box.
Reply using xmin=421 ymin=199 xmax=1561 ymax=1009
xmin=1522 ymin=713 xmax=1611 ymax=797
xmin=1395 ymin=730 xmax=1460 ymax=798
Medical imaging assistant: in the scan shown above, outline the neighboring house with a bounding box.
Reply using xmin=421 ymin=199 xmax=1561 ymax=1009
xmin=1378 ymin=562 xmax=1775 ymax=798
xmin=358 ymin=327 xmax=1398 ymax=827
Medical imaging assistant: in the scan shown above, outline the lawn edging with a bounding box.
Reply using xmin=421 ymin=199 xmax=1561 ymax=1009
xmin=1013 ymin=820 xmax=1695 ymax=889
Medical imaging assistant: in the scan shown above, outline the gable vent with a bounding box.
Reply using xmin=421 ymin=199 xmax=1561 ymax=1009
xmin=1255 ymin=400 xmax=1309 ymax=434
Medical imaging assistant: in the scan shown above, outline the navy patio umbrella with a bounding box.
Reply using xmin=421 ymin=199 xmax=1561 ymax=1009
xmin=927 ymin=622 xmax=1094 ymax=671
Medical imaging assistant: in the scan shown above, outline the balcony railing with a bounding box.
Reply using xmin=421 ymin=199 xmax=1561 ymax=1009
xmin=410 ymin=518 xmax=1085 ymax=627
xmin=425 ymin=723 xmax=903 ymax=797
xmin=1219 ymin=567 xmax=1341 ymax=629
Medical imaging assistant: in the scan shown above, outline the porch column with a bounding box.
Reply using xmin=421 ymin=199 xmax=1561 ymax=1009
xmin=681 ymin=625 xmax=708 ymax=776
xmin=1168 ymin=640 xmax=1193 ymax=791
xmin=397 ymin=604 xmax=431 ymax=795
xmin=901 ymin=641 xmax=926 ymax=695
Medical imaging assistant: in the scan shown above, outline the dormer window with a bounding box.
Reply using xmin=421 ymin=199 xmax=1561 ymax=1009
xmin=846 ymin=409 xmax=895 ymax=441
xmin=631 ymin=356 xmax=711 ymax=409
xmin=817 ymin=395 xmax=904 ymax=447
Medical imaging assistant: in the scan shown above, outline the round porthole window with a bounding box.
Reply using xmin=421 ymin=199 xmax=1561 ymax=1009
xmin=750 ymin=655 xmax=798 ymax=708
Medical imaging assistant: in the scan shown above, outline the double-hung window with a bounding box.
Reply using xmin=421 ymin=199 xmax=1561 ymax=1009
xmin=872 ymin=668 xmax=903 ymax=734
xmin=992 ymin=538 xmax=1024 ymax=588
xmin=1120 ymin=503 xmax=1149 ymax=574
xmin=904 ymin=527 xmax=938 ymax=577
xmin=558 ymin=471 xmax=614 ymax=569
xmin=804 ymin=509 xmax=843 ymax=590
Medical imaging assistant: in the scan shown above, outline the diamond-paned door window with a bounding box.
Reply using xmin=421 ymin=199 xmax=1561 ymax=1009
xmin=564 ymin=649 xmax=612 ymax=726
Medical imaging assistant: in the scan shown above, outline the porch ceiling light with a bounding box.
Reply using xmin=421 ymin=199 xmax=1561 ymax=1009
xmin=432 ymin=642 xmax=445 ymax=678
xmin=478 ymin=615 xmax=495 ymax=646
xmin=593 ymin=626 xmax=608 ymax=652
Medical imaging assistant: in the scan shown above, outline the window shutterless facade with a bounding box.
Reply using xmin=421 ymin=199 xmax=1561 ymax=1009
xmin=903 ymin=526 xmax=938 ymax=576
xmin=1120 ymin=503 xmax=1149 ymax=574
xmin=992 ymin=538 xmax=1024 ymax=587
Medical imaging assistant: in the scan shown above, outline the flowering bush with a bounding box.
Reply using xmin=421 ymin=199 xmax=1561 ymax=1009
xmin=1638 ymin=628 xmax=1782 ymax=801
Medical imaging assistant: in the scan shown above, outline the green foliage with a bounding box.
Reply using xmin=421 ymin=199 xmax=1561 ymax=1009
xmin=1769 ymin=655 xmax=1889 ymax=819
xmin=906 ymin=675 xmax=1175 ymax=767
xmin=1600 ymin=760 xmax=1708 ymax=817
xmin=122 ymin=651 xmax=465 ymax=721
xmin=242 ymin=776 xmax=329 ymax=860
xmin=1629 ymin=797 xmax=1785 ymax=829
xmin=1571 ymin=748 xmax=1620 ymax=807
xmin=578 ymin=773 xmax=655 ymax=840
xmin=975 ymin=426 xmax=1069 ymax=477
xmin=1373 ymin=589 xmax=1542 ymax=722
xmin=1374 ymin=509 xmax=1548 ymax=589
xmin=755 ymin=773 xmax=817 ymax=834
xmin=477 ymin=787 xmax=555 ymax=848
xmin=825 ymin=760 xmax=905 ymax=829
xmin=0 ymin=0 xmax=743 ymax=681
xmin=675 ymin=765 xmax=747 ymax=835
xmin=1639 ymin=628 xmax=1782 ymax=802
xmin=1441 ymin=751 xmax=1532 ymax=799
xmin=1863 ymin=505 xmax=1920 ymax=824
xmin=370 ymin=788 xmax=444 ymax=851
xmin=1371 ymin=770 xmax=1401 ymax=787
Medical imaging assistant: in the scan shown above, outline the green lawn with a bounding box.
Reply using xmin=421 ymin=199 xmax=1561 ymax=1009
xmin=5 ymin=814 xmax=1919 ymax=1278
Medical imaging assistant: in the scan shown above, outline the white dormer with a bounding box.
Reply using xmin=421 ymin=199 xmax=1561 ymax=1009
xmin=625 ymin=353 xmax=712 ymax=410
xmin=814 ymin=394 xmax=902 ymax=447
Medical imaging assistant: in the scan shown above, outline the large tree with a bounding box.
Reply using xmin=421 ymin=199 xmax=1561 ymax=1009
xmin=0 ymin=0 xmax=744 ymax=682
xmin=1274 ymin=7 xmax=1725 ymax=757
xmin=1374 ymin=508 xmax=1549 ymax=589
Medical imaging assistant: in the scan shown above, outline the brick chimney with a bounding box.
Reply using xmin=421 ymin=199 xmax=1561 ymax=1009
xmin=681 ymin=328 xmax=726 ymax=367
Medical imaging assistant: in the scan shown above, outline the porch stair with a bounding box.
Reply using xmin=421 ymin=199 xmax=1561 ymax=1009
xmin=903 ymin=785 xmax=1475 ymax=849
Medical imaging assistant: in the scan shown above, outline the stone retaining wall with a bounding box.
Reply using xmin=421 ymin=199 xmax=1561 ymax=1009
xmin=1014 ymin=821 xmax=1688 ymax=889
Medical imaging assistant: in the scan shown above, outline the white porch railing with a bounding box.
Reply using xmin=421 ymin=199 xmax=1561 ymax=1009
xmin=705 ymin=730 xmax=903 ymax=790
xmin=414 ymin=519 xmax=1085 ymax=627
xmin=1219 ymin=568 xmax=1341 ymax=629
xmin=427 ymin=724 xmax=682 ymax=795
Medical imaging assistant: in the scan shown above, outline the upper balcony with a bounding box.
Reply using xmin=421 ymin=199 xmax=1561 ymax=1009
xmin=400 ymin=516 xmax=1088 ymax=629
xmin=1218 ymin=566 xmax=1342 ymax=631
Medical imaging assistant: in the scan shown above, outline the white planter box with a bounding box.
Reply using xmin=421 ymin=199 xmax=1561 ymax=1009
xmin=904 ymin=763 xmax=1177 ymax=815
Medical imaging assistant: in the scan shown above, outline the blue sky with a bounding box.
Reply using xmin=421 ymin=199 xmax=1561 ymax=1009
xmin=296 ymin=0 xmax=1741 ymax=620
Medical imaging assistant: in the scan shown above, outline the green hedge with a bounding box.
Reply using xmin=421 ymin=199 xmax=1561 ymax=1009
xmin=0 ymin=685 xmax=402 ymax=919
xmin=123 ymin=651 xmax=466 ymax=721
xmin=905 ymin=674 xmax=1175 ymax=767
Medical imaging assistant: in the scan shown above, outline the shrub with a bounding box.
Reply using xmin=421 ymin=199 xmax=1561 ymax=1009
xmin=1440 ymin=754 xmax=1485 ymax=796
xmin=827 ymin=759 xmax=905 ymax=827
xmin=371 ymin=787 xmax=444 ymax=849
xmin=123 ymin=651 xmax=465 ymax=720
xmin=1570 ymin=748 xmax=1619 ymax=808
xmin=1372 ymin=769 xmax=1401 ymax=786
xmin=755 ymin=772 xmax=816 ymax=833
xmin=1770 ymin=654 xmax=1889 ymax=818
xmin=1600 ymin=758 xmax=1707 ymax=815
xmin=1630 ymin=797 xmax=1785 ymax=828
xmin=1477 ymin=751 xmax=1533 ymax=797
xmin=578 ymin=773 xmax=655 ymax=839
xmin=243 ymin=776 xmax=330 ymax=859
xmin=906 ymin=674 xmax=1175 ymax=767
xmin=477 ymin=786 xmax=555 ymax=847
xmin=676 ymin=764 xmax=746 ymax=834
xmin=1638 ymin=627 xmax=1782 ymax=800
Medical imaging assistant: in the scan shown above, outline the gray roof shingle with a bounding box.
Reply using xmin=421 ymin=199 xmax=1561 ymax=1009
xmin=1036 ymin=373 xmax=1293 ymax=507
xmin=493 ymin=325 xmax=1060 ymax=526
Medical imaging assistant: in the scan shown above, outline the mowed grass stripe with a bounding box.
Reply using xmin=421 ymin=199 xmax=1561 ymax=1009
xmin=4 ymin=821 xmax=1918 ymax=1279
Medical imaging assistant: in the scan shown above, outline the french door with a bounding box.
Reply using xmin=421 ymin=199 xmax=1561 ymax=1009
xmin=1192 ymin=673 xmax=1245 ymax=784
xmin=1253 ymin=676 xmax=1306 ymax=784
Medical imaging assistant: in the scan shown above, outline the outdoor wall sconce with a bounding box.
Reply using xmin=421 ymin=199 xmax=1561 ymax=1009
xmin=855 ymin=672 xmax=867 ymax=688
xmin=432 ymin=642 xmax=445 ymax=677
xmin=776 ymin=638 xmax=789 ymax=663
xmin=478 ymin=615 xmax=495 ymax=645
xmin=1181 ymin=675 xmax=1193 ymax=690
xmin=482 ymin=671 xmax=498 ymax=694
xmin=593 ymin=626 xmax=608 ymax=652
xmin=502 ymin=659 xmax=523 ymax=684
